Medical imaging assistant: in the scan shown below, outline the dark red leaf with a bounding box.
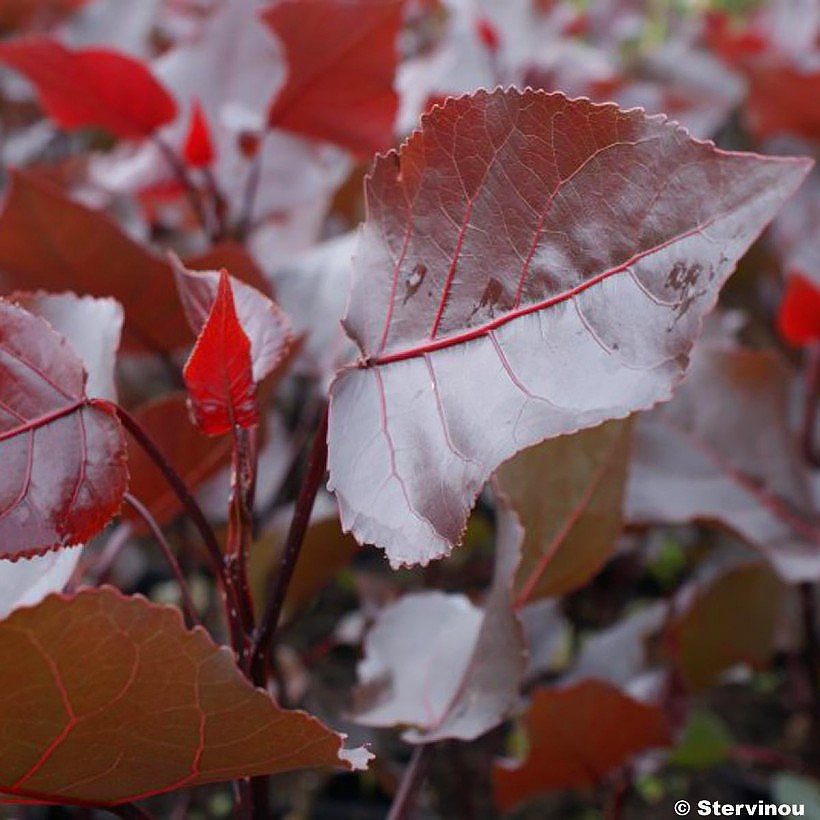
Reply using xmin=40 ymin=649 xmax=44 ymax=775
xmin=492 ymin=681 xmax=670 ymax=810
xmin=327 ymin=89 xmax=811 ymax=568
xmin=173 ymin=254 xmax=292 ymax=384
xmin=0 ymin=171 xmax=185 ymax=352
xmin=778 ymin=274 xmax=820 ymax=347
xmin=0 ymin=299 xmax=127 ymax=560
xmin=183 ymin=98 xmax=215 ymax=168
xmin=183 ymin=271 xmax=259 ymax=435
xmin=0 ymin=587 xmax=370 ymax=805
xmin=0 ymin=37 xmax=176 ymax=138
xmin=263 ymin=0 xmax=403 ymax=156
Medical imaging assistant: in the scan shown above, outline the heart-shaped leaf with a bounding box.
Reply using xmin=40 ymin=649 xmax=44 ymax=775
xmin=263 ymin=0 xmax=403 ymax=156
xmin=0 ymin=37 xmax=176 ymax=138
xmin=0 ymin=587 xmax=370 ymax=805
xmin=0 ymin=299 xmax=127 ymax=560
xmin=183 ymin=271 xmax=259 ymax=435
xmin=328 ymin=89 xmax=811 ymax=568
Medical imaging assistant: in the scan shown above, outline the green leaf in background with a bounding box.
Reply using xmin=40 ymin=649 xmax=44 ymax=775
xmin=670 ymin=710 xmax=733 ymax=769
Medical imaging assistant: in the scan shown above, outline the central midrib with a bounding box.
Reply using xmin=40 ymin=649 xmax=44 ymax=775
xmin=366 ymin=216 xmax=714 ymax=367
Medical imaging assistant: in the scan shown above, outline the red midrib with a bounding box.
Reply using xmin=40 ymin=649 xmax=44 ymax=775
xmin=367 ymin=217 xmax=715 ymax=367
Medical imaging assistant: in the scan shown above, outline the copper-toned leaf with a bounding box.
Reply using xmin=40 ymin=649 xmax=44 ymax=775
xmin=492 ymin=681 xmax=670 ymax=810
xmin=328 ymin=89 xmax=811 ymax=568
xmin=0 ymin=37 xmax=176 ymax=138
xmin=125 ymin=394 xmax=231 ymax=531
xmin=183 ymin=272 xmax=259 ymax=435
xmin=495 ymin=418 xmax=632 ymax=602
xmin=626 ymin=344 xmax=820 ymax=581
xmin=263 ymin=0 xmax=403 ymax=156
xmin=172 ymin=254 xmax=292 ymax=384
xmin=0 ymin=171 xmax=186 ymax=352
xmin=0 ymin=587 xmax=370 ymax=805
xmin=668 ymin=563 xmax=788 ymax=690
xmin=0 ymin=299 xmax=126 ymax=560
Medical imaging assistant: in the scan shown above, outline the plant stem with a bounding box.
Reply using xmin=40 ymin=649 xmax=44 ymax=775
xmin=802 ymin=343 xmax=819 ymax=468
xmin=236 ymin=145 xmax=263 ymax=240
xmin=104 ymin=401 xmax=246 ymax=656
xmin=123 ymin=492 xmax=202 ymax=629
xmin=248 ymin=404 xmax=329 ymax=684
xmin=387 ymin=745 xmax=433 ymax=820
xmin=154 ymin=136 xmax=214 ymax=239
xmin=226 ymin=426 xmax=258 ymax=642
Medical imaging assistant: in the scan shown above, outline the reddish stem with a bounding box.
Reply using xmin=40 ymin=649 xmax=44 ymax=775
xmin=123 ymin=492 xmax=202 ymax=630
xmin=248 ymin=404 xmax=329 ymax=683
xmin=387 ymin=745 xmax=433 ymax=820
xmin=105 ymin=401 xmax=246 ymax=656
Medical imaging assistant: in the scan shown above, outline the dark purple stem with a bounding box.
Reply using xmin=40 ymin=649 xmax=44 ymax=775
xmin=123 ymin=492 xmax=202 ymax=629
xmin=248 ymin=404 xmax=328 ymax=683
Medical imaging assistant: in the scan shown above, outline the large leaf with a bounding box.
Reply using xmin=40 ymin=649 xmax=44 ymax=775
xmin=0 ymin=587 xmax=370 ymax=805
xmin=495 ymin=418 xmax=632 ymax=602
xmin=626 ymin=343 xmax=820 ymax=581
xmin=0 ymin=292 xmax=123 ymax=612
xmin=263 ymin=0 xmax=403 ymax=157
xmin=0 ymin=299 xmax=126 ymax=560
xmin=327 ymin=89 xmax=811 ymax=568
xmin=0 ymin=37 xmax=176 ymax=138
xmin=354 ymin=506 xmax=526 ymax=742
xmin=492 ymin=681 xmax=670 ymax=810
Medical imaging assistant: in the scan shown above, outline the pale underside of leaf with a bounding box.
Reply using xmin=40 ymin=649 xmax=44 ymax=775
xmin=327 ymin=89 xmax=812 ymax=568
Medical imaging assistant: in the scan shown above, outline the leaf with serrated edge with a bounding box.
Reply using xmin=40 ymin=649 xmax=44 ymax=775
xmin=0 ymin=299 xmax=126 ymax=560
xmin=328 ymin=89 xmax=812 ymax=568
xmin=0 ymin=587 xmax=370 ymax=806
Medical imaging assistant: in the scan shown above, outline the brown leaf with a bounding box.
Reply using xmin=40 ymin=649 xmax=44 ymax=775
xmin=0 ymin=587 xmax=370 ymax=805
xmin=492 ymin=681 xmax=670 ymax=810
xmin=496 ymin=419 xmax=632 ymax=602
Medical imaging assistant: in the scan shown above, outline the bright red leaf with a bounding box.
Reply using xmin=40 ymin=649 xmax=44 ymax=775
xmin=0 ymin=299 xmax=127 ymax=560
xmin=263 ymin=0 xmax=403 ymax=156
xmin=183 ymin=271 xmax=259 ymax=435
xmin=778 ymin=274 xmax=820 ymax=347
xmin=183 ymin=98 xmax=215 ymax=168
xmin=0 ymin=37 xmax=177 ymax=138
xmin=0 ymin=587 xmax=370 ymax=805
xmin=172 ymin=254 xmax=292 ymax=384
xmin=327 ymin=89 xmax=811 ymax=568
